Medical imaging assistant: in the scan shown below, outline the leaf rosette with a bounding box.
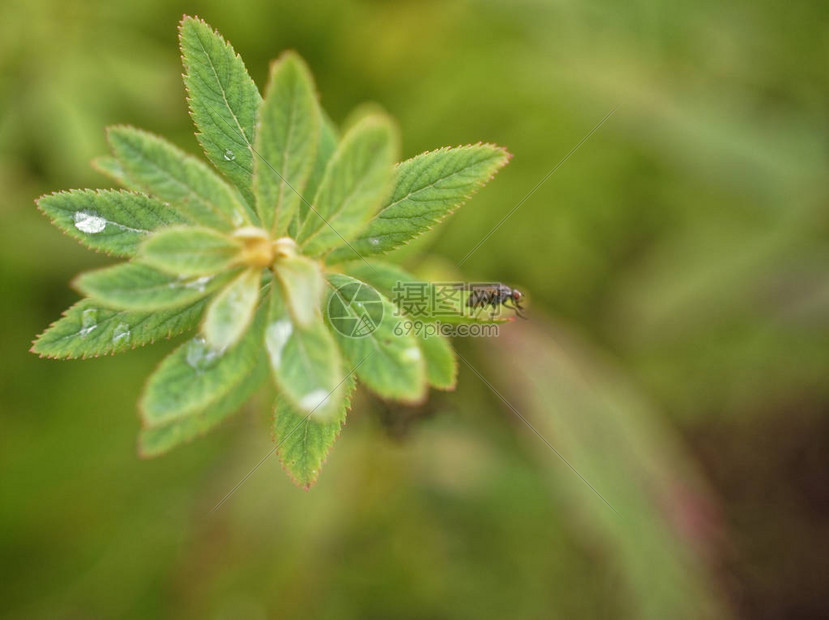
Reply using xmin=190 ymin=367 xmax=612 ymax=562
xmin=32 ymin=15 xmax=509 ymax=488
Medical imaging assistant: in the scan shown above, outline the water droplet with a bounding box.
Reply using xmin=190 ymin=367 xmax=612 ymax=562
xmin=73 ymin=211 xmax=107 ymax=234
xmin=112 ymin=323 xmax=131 ymax=345
xmin=79 ymin=308 xmax=98 ymax=336
xmin=186 ymin=337 xmax=221 ymax=371
xmin=369 ymin=238 xmax=380 ymax=246
xmin=231 ymin=210 xmax=244 ymax=226
xmin=299 ymin=389 xmax=329 ymax=413
xmin=265 ymin=320 xmax=293 ymax=369
xmin=184 ymin=275 xmax=213 ymax=293
xmin=402 ymin=346 xmax=422 ymax=362
xmin=223 ymin=149 xmax=236 ymax=161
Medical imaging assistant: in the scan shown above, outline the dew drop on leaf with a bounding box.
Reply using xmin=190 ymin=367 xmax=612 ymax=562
xmin=299 ymin=389 xmax=329 ymax=412
xmin=186 ymin=337 xmax=221 ymax=372
xmin=79 ymin=308 xmax=98 ymax=336
xmin=369 ymin=238 xmax=380 ymax=246
xmin=265 ymin=320 xmax=293 ymax=369
xmin=402 ymin=346 xmax=422 ymax=362
xmin=184 ymin=275 xmax=213 ymax=293
xmin=73 ymin=211 xmax=107 ymax=234
xmin=223 ymin=149 xmax=236 ymax=161
xmin=112 ymin=323 xmax=131 ymax=345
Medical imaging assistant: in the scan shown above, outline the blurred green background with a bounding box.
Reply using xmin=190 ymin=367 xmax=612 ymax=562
xmin=2 ymin=0 xmax=827 ymax=618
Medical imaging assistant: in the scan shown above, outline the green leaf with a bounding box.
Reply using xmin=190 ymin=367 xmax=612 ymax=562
xmin=325 ymin=273 xmax=426 ymax=402
xmin=108 ymin=126 xmax=253 ymax=230
xmin=273 ymin=374 xmax=356 ymax=489
xmin=202 ymin=267 xmax=262 ymax=351
xmin=297 ymin=114 xmax=398 ymax=257
xmin=140 ymin=305 xmax=265 ymax=426
xmin=91 ymin=156 xmax=138 ymax=190
xmin=139 ymin=225 xmax=242 ymax=276
xmin=139 ymin=356 xmax=268 ymax=458
xmin=341 ymin=102 xmax=389 ymax=134
xmin=179 ymin=16 xmax=261 ymax=206
xmin=417 ymin=330 xmax=457 ymax=390
xmin=346 ymin=261 xmax=457 ymax=390
xmin=327 ymin=144 xmax=510 ymax=264
xmin=273 ymin=254 xmax=324 ymax=328
xmin=254 ymin=52 xmax=320 ymax=234
xmin=265 ymin=287 xmax=344 ymax=420
xmin=74 ymin=262 xmax=237 ymax=311
xmin=31 ymin=297 xmax=207 ymax=359
xmin=37 ymin=189 xmax=186 ymax=257
xmin=298 ymin=113 xmax=339 ymax=230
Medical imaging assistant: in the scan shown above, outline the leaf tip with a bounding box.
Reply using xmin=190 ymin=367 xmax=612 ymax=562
xmin=28 ymin=339 xmax=46 ymax=357
xmin=178 ymin=14 xmax=207 ymax=37
xmin=136 ymin=441 xmax=156 ymax=460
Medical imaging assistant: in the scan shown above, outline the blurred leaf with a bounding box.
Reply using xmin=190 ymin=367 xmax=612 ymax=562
xmin=328 ymin=144 xmax=509 ymax=263
xmin=31 ymin=298 xmax=206 ymax=359
xmin=265 ymin=286 xmax=344 ymax=420
xmin=492 ymin=320 xmax=729 ymax=619
xmin=36 ymin=189 xmax=185 ymax=257
xmin=299 ymin=113 xmax=339 ymax=228
xmin=254 ymin=52 xmax=320 ymax=233
xmin=202 ymin=267 xmax=261 ymax=351
xmin=346 ymin=261 xmax=457 ymax=389
xmin=325 ymin=273 xmax=426 ymax=402
xmin=273 ymin=253 xmax=325 ymax=328
xmin=140 ymin=356 xmax=268 ymax=458
xmin=108 ymin=126 xmax=252 ymax=230
xmin=140 ymin=305 xmax=265 ymax=427
xmin=74 ymin=263 xmax=236 ymax=311
xmin=298 ymin=115 xmax=398 ymax=257
xmin=417 ymin=331 xmax=457 ymax=391
xmin=139 ymin=226 xmax=242 ymax=277
xmin=91 ymin=156 xmax=138 ymax=190
xmin=180 ymin=15 xmax=261 ymax=207
xmin=273 ymin=373 xmax=356 ymax=489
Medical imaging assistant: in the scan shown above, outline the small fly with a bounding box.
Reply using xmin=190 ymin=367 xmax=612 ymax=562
xmin=454 ymin=283 xmax=527 ymax=319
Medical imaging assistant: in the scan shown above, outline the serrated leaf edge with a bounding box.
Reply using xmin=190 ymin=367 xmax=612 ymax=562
xmin=178 ymin=15 xmax=261 ymax=201
xmin=272 ymin=376 xmax=357 ymax=490
xmin=30 ymin=298 xmax=206 ymax=360
xmin=35 ymin=188 xmax=168 ymax=257
xmin=327 ymin=143 xmax=511 ymax=264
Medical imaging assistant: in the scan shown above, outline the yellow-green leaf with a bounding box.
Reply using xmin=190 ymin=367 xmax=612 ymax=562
xmin=139 ymin=226 xmax=243 ymax=276
xmin=273 ymin=254 xmax=325 ymax=328
xmin=202 ymin=267 xmax=262 ymax=351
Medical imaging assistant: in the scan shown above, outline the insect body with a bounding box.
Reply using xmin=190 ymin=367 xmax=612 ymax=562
xmin=465 ymin=283 xmax=527 ymax=319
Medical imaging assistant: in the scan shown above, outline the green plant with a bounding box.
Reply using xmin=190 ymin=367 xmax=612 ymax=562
xmin=31 ymin=16 xmax=509 ymax=488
